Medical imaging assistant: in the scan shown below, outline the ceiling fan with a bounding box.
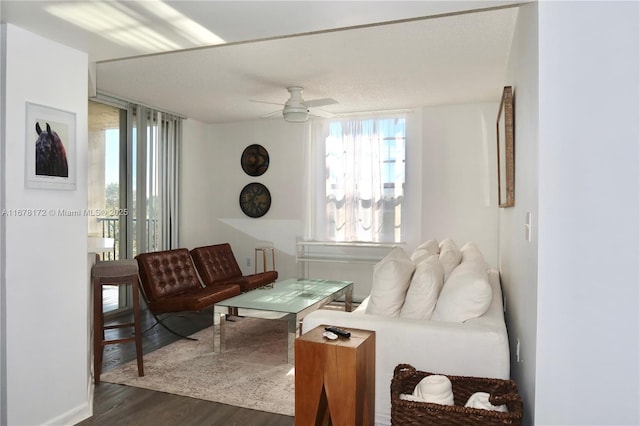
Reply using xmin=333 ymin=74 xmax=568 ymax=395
xmin=253 ymin=86 xmax=338 ymax=122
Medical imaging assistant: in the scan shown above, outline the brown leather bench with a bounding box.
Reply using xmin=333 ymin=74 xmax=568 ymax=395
xmin=136 ymin=248 xmax=242 ymax=339
xmin=190 ymin=243 xmax=278 ymax=292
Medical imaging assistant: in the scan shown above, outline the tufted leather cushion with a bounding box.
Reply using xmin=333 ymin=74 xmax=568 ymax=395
xmin=136 ymin=248 xmax=242 ymax=313
xmin=190 ymin=243 xmax=242 ymax=283
xmin=136 ymin=248 xmax=202 ymax=301
xmin=145 ymin=283 xmax=241 ymax=313
xmin=190 ymin=244 xmax=278 ymax=292
xmin=214 ymin=272 xmax=279 ymax=292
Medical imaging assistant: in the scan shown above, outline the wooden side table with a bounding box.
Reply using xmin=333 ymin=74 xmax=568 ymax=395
xmin=295 ymin=326 xmax=375 ymax=426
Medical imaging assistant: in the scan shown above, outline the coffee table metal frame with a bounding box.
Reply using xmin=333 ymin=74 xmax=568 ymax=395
xmin=213 ymin=278 xmax=353 ymax=363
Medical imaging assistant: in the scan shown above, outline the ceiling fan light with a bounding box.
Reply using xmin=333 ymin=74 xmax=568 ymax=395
xmin=283 ymin=107 xmax=308 ymax=122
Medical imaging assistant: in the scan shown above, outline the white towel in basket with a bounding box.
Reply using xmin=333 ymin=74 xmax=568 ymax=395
xmin=399 ymin=375 xmax=454 ymax=405
xmin=464 ymin=392 xmax=509 ymax=412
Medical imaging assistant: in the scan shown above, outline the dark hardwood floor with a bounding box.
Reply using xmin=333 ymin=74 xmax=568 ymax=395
xmin=77 ymin=307 xmax=294 ymax=426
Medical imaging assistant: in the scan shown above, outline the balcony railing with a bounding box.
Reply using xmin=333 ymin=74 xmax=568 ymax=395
xmin=96 ymin=217 xmax=159 ymax=260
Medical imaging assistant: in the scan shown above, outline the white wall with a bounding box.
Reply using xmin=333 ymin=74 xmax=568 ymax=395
xmin=421 ymin=102 xmax=499 ymax=266
xmin=181 ymin=103 xmax=499 ymax=300
xmin=2 ymin=24 xmax=90 ymax=425
xmin=534 ymin=3 xmax=639 ymax=425
xmin=0 ymin=12 xmax=6 ymax=426
xmin=181 ymin=117 xmax=307 ymax=283
xmin=500 ymin=3 xmax=539 ymax=425
xmin=180 ymin=119 xmax=217 ymax=247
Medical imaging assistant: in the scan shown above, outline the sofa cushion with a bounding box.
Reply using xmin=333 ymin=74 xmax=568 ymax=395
xmin=212 ymin=272 xmax=279 ymax=292
xmin=365 ymin=247 xmax=415 ymax=317
xmin=411 ymin=240 xmax=440 ymax=263
xmin=190 ymin=243 xmax=242 ymax=282
xmin=461 ymin=241 xmax=488 ymax=268
xmin=136 ymin=248 xmax=242 ymax=314
xmin=147 ymin=284 xmax=241 ymax=313
xmin=190 ymin=243 xmax=277 ymax=292
xmin=353 ymin=296 xmax=369 ymax=314
xmin=399 ymin=255 xmax=445 ymax=320
xmin=136 ymin=248 xmax=203 ymax=301
xmin=439 ymin=239 xmax=462 ymax=281
xmin=410 ymin=239 xmax=440 ymax=263
xmin=432 ymin=261 xmax=493 ymax=323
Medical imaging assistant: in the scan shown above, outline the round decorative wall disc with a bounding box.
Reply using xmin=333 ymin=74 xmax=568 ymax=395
xmin=239 ymin=182 xmax=271 ymax=218
xmin=241 ymin=144 xmax=269 ymax=176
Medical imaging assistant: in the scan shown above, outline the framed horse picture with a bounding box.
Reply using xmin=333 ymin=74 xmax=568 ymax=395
xmin=25 ymin=102 xmax=76 ymax=190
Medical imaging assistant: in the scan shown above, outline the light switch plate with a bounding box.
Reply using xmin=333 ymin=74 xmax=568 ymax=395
xmin=525 ymin=212 xmax=532 ymax=242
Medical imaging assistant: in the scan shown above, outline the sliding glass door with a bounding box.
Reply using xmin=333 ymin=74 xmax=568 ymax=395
xmin=89 ymin=99 xmax=182 ymax=313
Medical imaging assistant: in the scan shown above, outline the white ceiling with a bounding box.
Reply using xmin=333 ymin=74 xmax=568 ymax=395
xmin=1 ymin=1 xmax=523 ymax=124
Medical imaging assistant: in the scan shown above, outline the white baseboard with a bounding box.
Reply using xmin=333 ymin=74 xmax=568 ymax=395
xmin=45 ymin=400 xmax=91 ymax=426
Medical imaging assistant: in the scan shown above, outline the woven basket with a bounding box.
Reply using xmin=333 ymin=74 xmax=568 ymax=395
xmin=391 ymin=364 xmax=523 ymax=426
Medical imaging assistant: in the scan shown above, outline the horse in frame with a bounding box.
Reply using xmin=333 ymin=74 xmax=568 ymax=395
xmin=35 ymin=122 xmax=68 ymax=177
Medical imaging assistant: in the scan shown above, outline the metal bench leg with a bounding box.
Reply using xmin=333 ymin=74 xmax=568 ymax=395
xmin=144 ymin=311 xmax=198 ymax=341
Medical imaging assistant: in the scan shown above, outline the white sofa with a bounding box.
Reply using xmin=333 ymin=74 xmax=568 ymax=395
xmin=301 ymin=240 xmax=510 ymax=426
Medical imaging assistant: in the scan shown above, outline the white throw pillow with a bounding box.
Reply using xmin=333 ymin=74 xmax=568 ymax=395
xmin=410 ymin=239 xmax=440 ymax=262
xmin=439 ymin=239 xmax=462 ymax=281
xmin=365 ymin=247 xmax=415 ymax=317
xmin=461 ymin=242 xmax=489 ymax=268
xmin=400 ymin=255 xmax=445 ymax=320
xmin=432 ymin=262 xmax=493 ymax=323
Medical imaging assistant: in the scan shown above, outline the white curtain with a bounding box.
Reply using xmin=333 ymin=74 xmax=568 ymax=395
xmin=127 ymin=105 xmax=182 ymax=256
xmin=305 ymin=113 xmax=407 ymax=243
xmin=159 ymin=113 xmax=181 ymax=250
xmin=304 ymin=119 xmax=329 ymax=241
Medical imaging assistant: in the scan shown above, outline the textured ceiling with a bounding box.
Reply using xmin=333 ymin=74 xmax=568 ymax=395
xmin=2 ymin=1 xmax=522 ymax=124
xmin=96 ymin=6 xmax=519 ymax=123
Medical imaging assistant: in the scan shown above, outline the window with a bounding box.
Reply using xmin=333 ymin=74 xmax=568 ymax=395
xmin=307 ymin=114 xmax=406 ymax=243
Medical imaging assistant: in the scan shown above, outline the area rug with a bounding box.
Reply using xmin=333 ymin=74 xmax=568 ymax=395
xmin=101 ymin=316 xmax=295 ymax=416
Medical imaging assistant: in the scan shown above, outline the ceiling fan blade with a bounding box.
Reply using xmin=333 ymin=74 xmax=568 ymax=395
xmin=253 ymin=88 xmax=337 ymax=121
xmin=251 ymin=99 xmax=285 ymax=106
xmin=305 ymin=98 xmax=338 ymax=108
xmin=261 ymin=109 xmax=283 ymax=118
xmin=309 ymin=107 xmax=335 ymax=119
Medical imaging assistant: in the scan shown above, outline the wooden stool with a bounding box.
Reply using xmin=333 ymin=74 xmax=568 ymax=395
xmin=295 ymin=326 xmax=375 ymax=425
xmin=92 ymin=259 xmax=144 ymax=384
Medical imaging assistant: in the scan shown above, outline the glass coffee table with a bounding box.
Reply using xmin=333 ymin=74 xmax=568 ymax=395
xmin=213 ymin=278 xmax=353 ymax=363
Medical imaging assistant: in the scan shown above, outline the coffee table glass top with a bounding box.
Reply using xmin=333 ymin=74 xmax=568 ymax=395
xmin=215 ymin=278 xmax=353 ymax=314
